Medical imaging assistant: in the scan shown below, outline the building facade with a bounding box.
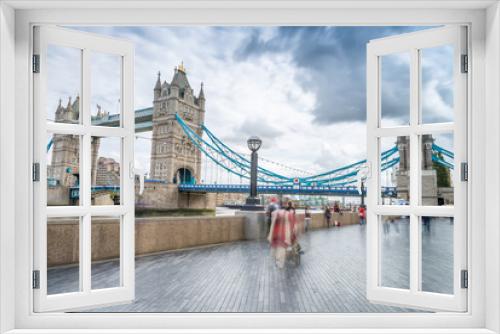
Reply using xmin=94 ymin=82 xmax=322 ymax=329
xmin=395 ymin=134 xmax=452 ymax=206
xmin=149 ymin=63 xmax=205 ymax=185
xmin=48 ymin=64 xmax=215 ymax=210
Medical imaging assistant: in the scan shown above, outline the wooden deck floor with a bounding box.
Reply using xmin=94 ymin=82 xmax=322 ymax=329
xmin=48 ymin=219 xmax=453 ymax=313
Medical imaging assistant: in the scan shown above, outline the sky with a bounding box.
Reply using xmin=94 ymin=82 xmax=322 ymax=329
xmin=48 ymin=26 xmax=454 ymax=178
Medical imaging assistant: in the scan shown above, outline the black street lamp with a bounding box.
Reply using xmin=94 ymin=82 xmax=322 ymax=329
xmin=246 ymin=136 xmax=262 ymax=206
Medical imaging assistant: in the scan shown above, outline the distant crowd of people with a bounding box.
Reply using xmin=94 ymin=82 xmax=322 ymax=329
xmin=264 ymin=198 xmax=367 ymax=268
xmin=322 ymin=202 xmax=366 ymax=227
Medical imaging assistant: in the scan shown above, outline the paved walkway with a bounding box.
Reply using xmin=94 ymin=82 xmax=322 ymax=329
xmin=49 ymin=219 xmax=453 ymax=312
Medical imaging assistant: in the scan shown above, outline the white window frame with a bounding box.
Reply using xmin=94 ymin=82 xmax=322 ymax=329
xmin=366 ymin=26 xmax=468 ymax=312
xmin=32 ymin=26 xmax=135 ymax=312
xmin=0 ymin=1 xmax=499 ymax=333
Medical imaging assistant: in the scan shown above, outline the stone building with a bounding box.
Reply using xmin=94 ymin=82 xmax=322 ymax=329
xmin=47 ymin=97 xmax=113 ymax=205
xmin=48 ymin=64 xmax=215 ymax=210
xmin=47 ymin=97 xmax=80 ymax=189
xmin=137 ymin=64 xmax=215 ymax=211
xmin=150 ymin=63 xmax=205 ymax=184
xmin=395 ymin=134 xmax=451 ymax=205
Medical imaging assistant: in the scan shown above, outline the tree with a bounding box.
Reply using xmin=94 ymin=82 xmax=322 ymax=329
xmin=433 ymin=152 xmax=451 ymax=188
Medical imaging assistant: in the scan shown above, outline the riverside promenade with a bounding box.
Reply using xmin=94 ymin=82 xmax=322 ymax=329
xmin=48 ymin=219 xmax=452 ymax=313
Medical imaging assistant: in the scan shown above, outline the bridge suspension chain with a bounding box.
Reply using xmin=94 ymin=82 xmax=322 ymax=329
xmin=177 ymin=114 xmax=405 ymax=187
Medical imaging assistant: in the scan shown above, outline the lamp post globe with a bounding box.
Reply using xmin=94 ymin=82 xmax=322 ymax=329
xmin=247 ymin=136 xmax=262 ymax=152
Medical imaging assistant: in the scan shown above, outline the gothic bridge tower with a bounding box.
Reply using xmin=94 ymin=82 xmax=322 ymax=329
xmin=150 ymin=63 xmax=205 ymax=185
xmin=395 ymin=134 xmax=438 ymax=205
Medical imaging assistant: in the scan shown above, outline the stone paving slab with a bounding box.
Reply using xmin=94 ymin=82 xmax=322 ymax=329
xmin=47 ymin=219 xmax=453 ymax=312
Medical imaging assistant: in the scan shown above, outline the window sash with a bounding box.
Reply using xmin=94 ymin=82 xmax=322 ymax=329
xmin=32 ymin=25 xmax=135 ymax=312
xmin=366 ymin=26 xmax=468 ymax=312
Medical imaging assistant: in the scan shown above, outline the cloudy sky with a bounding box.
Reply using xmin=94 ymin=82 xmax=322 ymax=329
xmin=50 ymin=26 xmax=454 ymax=178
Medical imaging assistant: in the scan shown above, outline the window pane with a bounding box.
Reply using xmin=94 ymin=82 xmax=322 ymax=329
xmin=47 ymin=133 xmax=81 ymax=206
xmin=47 ymin=216 xmax=80 ymax=294
xmin=91 ymin=137 xmax=121 ymax=205
xmin=380 ymin=136 xmax=410 ymax=205
xmin=380 ymin=215 xmax=410 ymax=289
xmin=380 ymin=52 xmax=410 ymax=127
xmin=90 ymin=52 xmax=122 ymax=127
xmin=421 ymin=133 xmax=454 ymax=206
xmin=420 ymin=45 xmax=454 ymax=124
xmin=91 ymin=216 xmax=121 ymax=289
xmin=421 ymin=216 xmax=454 ymax=294
xmin=46 ymin=45 xmax=81 ymax=124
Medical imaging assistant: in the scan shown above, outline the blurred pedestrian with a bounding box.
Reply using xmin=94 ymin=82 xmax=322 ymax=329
xmin=304 ymin=205 xmax=312 ymax=232
xmin=333 ymin=202 xmax=341 ymax=226
xmin=265 ymin=197 xmax=280 ymax=233
xmin=324 ymin=205 xmax=332 ymax=228
xmin=358 ymin=204 xmax=366 ymax=225
xmin=267 ymin=203 xmax=299 ymax=268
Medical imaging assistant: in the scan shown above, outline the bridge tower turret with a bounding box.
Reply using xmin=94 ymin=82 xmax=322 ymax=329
xmin=395 ymin=135 xmax=438 ymax=205
xmin=395 ymin=136 xmax=410 ymax=202
xmin=154 ymin=71 xmax=162 ymax=100
xmin=50 ymin=96 xmax=81 ymax=186
xmin=198 ymin=83 xmax=206 ymax=117
xmin=149 ymin=63 xmax=204 ymax=185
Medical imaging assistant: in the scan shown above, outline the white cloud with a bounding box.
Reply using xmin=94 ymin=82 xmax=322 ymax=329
xmin=61 ymin=26 xmax=349 ymax=176
xmin=48 ymin=26 xmax=454 ymax=183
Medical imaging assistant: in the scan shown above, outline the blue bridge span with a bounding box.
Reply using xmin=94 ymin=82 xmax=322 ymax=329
xmin=178 ymin=184 xmax=397 ymax=197
xmin=58 ymin=108 xmax=454 ymax=199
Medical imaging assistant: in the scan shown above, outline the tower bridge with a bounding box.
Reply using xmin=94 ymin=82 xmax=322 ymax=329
xmin=48 ymin=64 xmax=454 ymax=209
xmin=92 ymin=106 xmax=154 ymax=132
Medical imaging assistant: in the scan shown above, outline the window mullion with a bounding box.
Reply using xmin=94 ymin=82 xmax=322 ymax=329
xmin=81 ymin=48 xmax=92 ymax=294
xmin=409 ymin=48 xmax=420 ymax=293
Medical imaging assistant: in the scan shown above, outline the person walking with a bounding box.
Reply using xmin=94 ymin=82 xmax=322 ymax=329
xmin=333 ymin=202 xmax=340 ymax=213
xmin=358 ymin=204 xmax=367 ymax=225
xmin=265 ymin=197 xmax=280 ymax=233
xmin=333 ymin=202 xmax=341 ymax=227
xmin=267 ymin=202 xmax=298 ymax=268
xmin=304 ymin=205 xmax=312 ymax=232
xmin=324 ymin=205 xmax=332 ymax=228
xmin=286 ymin=200 xmax=296 ymax=214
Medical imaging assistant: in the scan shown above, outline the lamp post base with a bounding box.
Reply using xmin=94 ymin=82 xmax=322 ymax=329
xmin=240 ymin=197 xmax=264 ymax=211
xmin=245 ymin=197 xmax=261 ymax=205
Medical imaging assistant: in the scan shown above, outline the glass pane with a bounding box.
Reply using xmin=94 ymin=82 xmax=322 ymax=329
xmin=47 ymin=44 xmax=81 ymax=124
xmin=421 ymin=216 xmax=454 ymax=294
xmin=420 ymin=45 xmax=454 ymax=124
xmin=90 ymin=52 xmax=122 ymax=127
xmin=47 ymin=216 xmax=80 ymax=294
xmin=380 ymin=136 xmax=409 ymax=205
xmin=47 ymin=133 xmax=81 ymax=206
xmin=380 ymin=215 xmax=410 ymax=289
xmin=380 ymin=52 xmax=411 ymax=127
xmin=91 ymin=216 xmax=121 ymax=289
xmin=91 ymin=137 xmax=121 ymax=205
xmin=421 ymin=133 xmax=454 ymax=206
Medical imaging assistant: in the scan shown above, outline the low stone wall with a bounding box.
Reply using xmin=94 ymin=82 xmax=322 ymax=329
xmin=47 ymin=215 xmax=245 ymax=267
xmin=301 ymin=211 xmax=360 ymax=229
xmin=47 ymin=186 xmax=71 ymax=206
xmin=135 ymin=216 xmax=245 ymax=256
xmin=135 ymin=183 xmax=217 ymax=210
xmin=47 ymin=212 xmax=360 ymax=267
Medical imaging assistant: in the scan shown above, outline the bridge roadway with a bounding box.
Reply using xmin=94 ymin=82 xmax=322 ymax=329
xmin=92 ymin=107 xmax=153 ymax=132
xmin=48 ymin=219 xmax=452 ymax=312
xmin=179 ymin=183 xmax=397 ymax=197
xmin=69 ymin=184 xmax=396 ymax=198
